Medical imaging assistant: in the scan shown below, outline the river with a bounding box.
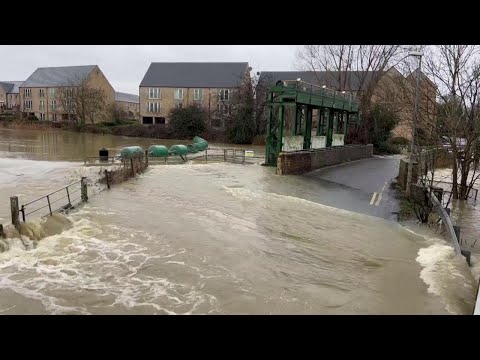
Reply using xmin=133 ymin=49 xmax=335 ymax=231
xmin=0 ymin=128 xmax=477 ymax=314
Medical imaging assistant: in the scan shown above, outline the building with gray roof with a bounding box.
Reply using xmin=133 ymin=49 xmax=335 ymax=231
xmin=139 ymin=62 xmax=250 ymax=125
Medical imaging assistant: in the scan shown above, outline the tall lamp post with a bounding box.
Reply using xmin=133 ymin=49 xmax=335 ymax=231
xmin=406 ymin=46 xmax=424 ymax=195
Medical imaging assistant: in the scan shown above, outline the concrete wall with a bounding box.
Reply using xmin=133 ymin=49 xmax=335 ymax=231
xmin=277 ymin=144 xmax=373 ymax=175
xmin=398 ymin=159 xmax=419 ymax=189
xmin=332 ymin=134 xmax=344 ymax=146
xmin=282 ymin=135 xmax=304 ymax=151
xmin=311 ymin=136 xmax=326 ymax=149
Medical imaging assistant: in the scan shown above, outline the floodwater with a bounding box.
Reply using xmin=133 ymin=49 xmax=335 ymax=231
xmin=0 ymin=128 xmax=477 ymax=314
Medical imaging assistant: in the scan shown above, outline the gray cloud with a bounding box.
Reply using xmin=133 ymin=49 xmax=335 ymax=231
xmin=0 ymin=45 xmax=299 ymax=94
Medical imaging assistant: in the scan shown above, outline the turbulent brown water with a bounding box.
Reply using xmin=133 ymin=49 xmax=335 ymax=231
xmin=0 ymin=128 xmax=477 ymax=314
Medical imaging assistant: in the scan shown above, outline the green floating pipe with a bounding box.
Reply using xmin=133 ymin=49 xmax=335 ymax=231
xmin=148 ymin=145 xmax=169 ymax=157
xmin=120 ymin=146 xmax=144 ymax=159
xmin=169 ymin=144 xmax=189 ymax=156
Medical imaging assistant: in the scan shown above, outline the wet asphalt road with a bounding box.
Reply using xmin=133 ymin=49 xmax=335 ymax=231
xmin=303 ymin=156 xmax=403 ymax=221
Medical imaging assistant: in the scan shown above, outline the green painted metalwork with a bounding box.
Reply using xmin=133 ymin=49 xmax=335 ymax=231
xmin=264 ymin=80 xmax=360 ymax=166
xmin=327 ymin=110 xmax=335 ymax=147
xmin=304 ymin=106 xmax=313 ymax=150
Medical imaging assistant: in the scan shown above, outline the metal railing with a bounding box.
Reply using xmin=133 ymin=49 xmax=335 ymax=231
xmin=84 ymin=156 xmax=119 ymax=166
xmin=20 ymin=179 xmax=84 ymax=221
xmin=186 ymin=148 xmax=264 ymax=164
xmin=281 ymin=80 xmax=357 ymax=102
xmin=427 ymin=191 xmax=462 ymax=256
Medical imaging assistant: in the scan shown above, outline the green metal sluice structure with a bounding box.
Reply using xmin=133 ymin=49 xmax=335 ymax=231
xmin=264 ymin=80 xmax=361 ymax=166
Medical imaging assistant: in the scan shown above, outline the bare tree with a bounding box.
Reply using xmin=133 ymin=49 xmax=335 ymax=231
xmin=57 ymin=75 xmax=108 ymax=126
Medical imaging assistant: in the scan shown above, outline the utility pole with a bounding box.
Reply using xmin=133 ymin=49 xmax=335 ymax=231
xmin=406 ymin=47 xmax=423 ymax=195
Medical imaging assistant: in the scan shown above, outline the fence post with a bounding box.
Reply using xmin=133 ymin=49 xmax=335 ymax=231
xmin=131 ymin=159 xmax=134 ymax=176
xmin=105 ymin=169 xmax=111 ymax=189
xmin=205 ymin=148 xmax=208 ymax=162
xmin=10 ymin=196 xmax=20 ymax=230
xmin=0 ymin=224 xmax=4 ymax=238
xmin=46 ymin=195 xmax=52 ymax=215
xmin=81 ymin=177 xmax=88 ymax=202
xmin=66 ymin=187 xmax=71 ymax=206
xmin=243 ymin=150 xmax=246 ymax=164
xmin=454 ymin=226 xmax=461 ymax=245
xmin=224 ymin=149 xmax=226 ymax=162
xmin=145 ymin=150 xmax=149 ymax=168
xmin=21 ymin=205 xmax=25 ymax=222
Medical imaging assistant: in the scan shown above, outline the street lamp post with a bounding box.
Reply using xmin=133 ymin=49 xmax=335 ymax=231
xmin=406 ymin=47 xmax=423 ymax=195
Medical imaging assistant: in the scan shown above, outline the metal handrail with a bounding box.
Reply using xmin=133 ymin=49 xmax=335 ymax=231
xmin=23 ymin=180 xmax=81 ymax=207
xmin=21 ymin=180 xmax=83 ymax=220
xmin=281 ymin=80 xmax=357 ymax=101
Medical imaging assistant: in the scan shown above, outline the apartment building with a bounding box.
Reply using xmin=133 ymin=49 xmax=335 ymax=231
xmin=0 ymin=81 xmax=23 ymax=112
xmin=19 ymin=65 xmax=115 ymax=122
xmin=138 ymin=62 xmax=250 ymax=125
xmin=258 ymin=67 xmax=437 ymax=141
xmin=115 ymin=92 xmax=140 ymax=120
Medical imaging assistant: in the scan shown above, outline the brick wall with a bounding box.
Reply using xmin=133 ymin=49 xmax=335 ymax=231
xmin=276 ymin=144 xmax=373 ymax=175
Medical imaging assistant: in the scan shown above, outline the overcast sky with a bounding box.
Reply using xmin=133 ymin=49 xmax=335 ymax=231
xmin=0 ymin=45 xmax=300 ymax=94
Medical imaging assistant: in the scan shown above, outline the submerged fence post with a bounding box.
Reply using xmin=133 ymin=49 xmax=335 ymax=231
xmin=145 ymin=150 xmax=149 ymax=168
xmin=10 ymin=196 xmax=20 ymax=230
xmin=224 ymin=149 xmax=226 ymax=162
xmin=81 ymin=177 xmax=88 ymax=202
xmin=46 ymin=195 xmax=52 ymax=215
xmin=66 ymin=187 xmax=71 ymax=206
xmin=131 ymin=159 xmax=134 ymax=176
xmin=105 ymin=169 xmax=111 ymax=189
xmin=205 ymin=148 xmax=208 ymax=162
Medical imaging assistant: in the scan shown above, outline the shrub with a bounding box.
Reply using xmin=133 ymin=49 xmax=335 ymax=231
xmin=390 ymin=136 xmax=410 ymax=146
xmin=169 ymin=105 xmax=207 ymax=139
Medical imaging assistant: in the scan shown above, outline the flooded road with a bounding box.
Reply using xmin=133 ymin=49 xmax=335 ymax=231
xmin=0 ymin=129 xmax=477 ymax=314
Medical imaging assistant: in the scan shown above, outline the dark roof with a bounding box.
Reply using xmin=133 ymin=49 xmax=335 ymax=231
xmin=21 ymin=65 xmax=97 ymax=87
xmin=0 ymin=82 xmax=14 ymax=93
xmin=258 ymin=71 xmax=381 ymax=91
xmin=139 ymin=62 xmax=249 ymax=88
xmin=6 ymin=81 xmax=23 ymax=94
xmin=115 ymin=92 xmax=139 ymax=103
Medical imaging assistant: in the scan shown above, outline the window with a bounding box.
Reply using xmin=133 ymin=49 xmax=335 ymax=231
xmin=148 ymin=88 xmax=160 ymax=99
xmin=217 ymin=104 xmax=230 ymax=114
xmin=219 ymin=89 xmax=230 ymax=101
xmin=52 ymin=113 xmax=57 ymax=122
xmin=193 ymin=88 xmax=203 ymax=101
xmin=39 ymin=113 xmax=46 ymax=121
xmin=39 ymin=89 xmax=45 ymax=97
xmin=175 ymin=103 xmax=183 ymax=109
xmin=24 ymin=88 xmax=31 ymax=97
xmin=24 ymin=100 xmax=32 ymax=109
xmin=147 ymin=102 xmax=160 ymax=113
xmin=39 ymin=100 xmax=45 ymax=110
xmin=50 ymin=88 xmax=57 ymax=97
xmin=174 ymin=88 xmax=184 ymax=100
xmin=51 ymin=100 xmax=56 ymax=111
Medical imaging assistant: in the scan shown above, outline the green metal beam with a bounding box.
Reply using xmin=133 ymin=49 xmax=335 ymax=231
xmin=327 ymin=110 xmax=335 ymax=147
xmin=304 ymin=106 xmax=312 ymax=150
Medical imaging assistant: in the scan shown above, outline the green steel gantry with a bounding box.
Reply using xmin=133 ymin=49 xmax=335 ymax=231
xmin=264 ymin=80 xmax=361 ymax=166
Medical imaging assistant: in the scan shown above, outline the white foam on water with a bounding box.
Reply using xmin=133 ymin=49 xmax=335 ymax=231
xmin=416 ymin=241 xmax=476 ymax=314
xmin=0 ymin=214 xmax=219 ymax=315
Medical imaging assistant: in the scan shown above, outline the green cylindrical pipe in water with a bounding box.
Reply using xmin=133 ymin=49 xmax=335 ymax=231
xmin=169 ymin=145 xmax=189 ymax=156
xmin=148 ymin=145 xmax=169 ymax=157
xmin=120 ymin=146 xmax=144 ymax=159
